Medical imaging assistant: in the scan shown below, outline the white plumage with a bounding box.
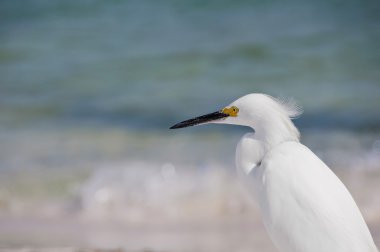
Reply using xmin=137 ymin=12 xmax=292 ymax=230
xmin=171 ymin=93 xmax=378 ymax=252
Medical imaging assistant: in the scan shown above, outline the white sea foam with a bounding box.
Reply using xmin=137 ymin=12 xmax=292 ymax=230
xmin=79 ymin=161 xmax=252 ymax=222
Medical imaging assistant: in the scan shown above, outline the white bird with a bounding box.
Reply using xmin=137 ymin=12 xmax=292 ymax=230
xmin=170 ymin=93 xmax=378 ymax=252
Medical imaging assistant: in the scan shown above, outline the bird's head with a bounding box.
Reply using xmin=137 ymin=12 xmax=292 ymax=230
xmin=170 ymin=93 xmax=303 ymax=144
xmin=171 ymin=93 xmax=301 ymax=128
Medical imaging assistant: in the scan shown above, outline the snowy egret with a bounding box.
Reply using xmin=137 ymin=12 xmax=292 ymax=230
xmin=170 ymin=93 xmax=378 ymax=252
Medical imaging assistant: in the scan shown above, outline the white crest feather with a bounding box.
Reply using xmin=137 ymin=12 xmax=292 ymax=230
xmin=272 ymin=96 xmax=303 ymax=119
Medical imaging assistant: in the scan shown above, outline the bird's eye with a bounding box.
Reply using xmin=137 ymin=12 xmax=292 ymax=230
xmin=222 ymin=106 xmax=239 ymax=117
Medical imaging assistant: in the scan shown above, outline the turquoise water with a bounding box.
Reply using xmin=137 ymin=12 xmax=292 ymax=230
xmin=1 ymin=0 xmax=380 ymax=130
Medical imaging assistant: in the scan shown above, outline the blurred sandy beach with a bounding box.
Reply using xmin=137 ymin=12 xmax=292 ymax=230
xmin=0 ymin=170 xmax=379 ymax=252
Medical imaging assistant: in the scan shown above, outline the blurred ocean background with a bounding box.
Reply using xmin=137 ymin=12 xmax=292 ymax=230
xmin=0 ymin=0 xmax=380 ymax=251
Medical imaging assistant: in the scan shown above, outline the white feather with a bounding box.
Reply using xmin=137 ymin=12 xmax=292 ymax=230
xmin=271 ymin=95 xmax=304 ymax=119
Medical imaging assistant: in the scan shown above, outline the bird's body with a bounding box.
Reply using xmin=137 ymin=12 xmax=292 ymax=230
xmin=237 ymin=136 xmax=377 ymax=252
xmin=171 ymin=93 xmax=378 ymax=252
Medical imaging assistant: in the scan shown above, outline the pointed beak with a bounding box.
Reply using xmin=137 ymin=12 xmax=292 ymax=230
xmin=170 ymin=111 xmax=229 ymax=129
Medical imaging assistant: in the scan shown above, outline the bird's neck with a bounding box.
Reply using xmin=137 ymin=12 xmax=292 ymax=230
xmin=236 ymin=117 xmax=300 ymax=178
xmin=236 ymin=133 xmax=265 ymax=176
xmin=251 ymin=115 xmax=300 ymax=150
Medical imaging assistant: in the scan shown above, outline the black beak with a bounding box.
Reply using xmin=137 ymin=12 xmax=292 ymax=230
xmin=170 ymin=111 xmax=229 ymax=129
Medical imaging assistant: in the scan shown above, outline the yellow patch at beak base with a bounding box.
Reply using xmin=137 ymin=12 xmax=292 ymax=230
xmin=222 ymin=106 xmax=239 ymax=117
